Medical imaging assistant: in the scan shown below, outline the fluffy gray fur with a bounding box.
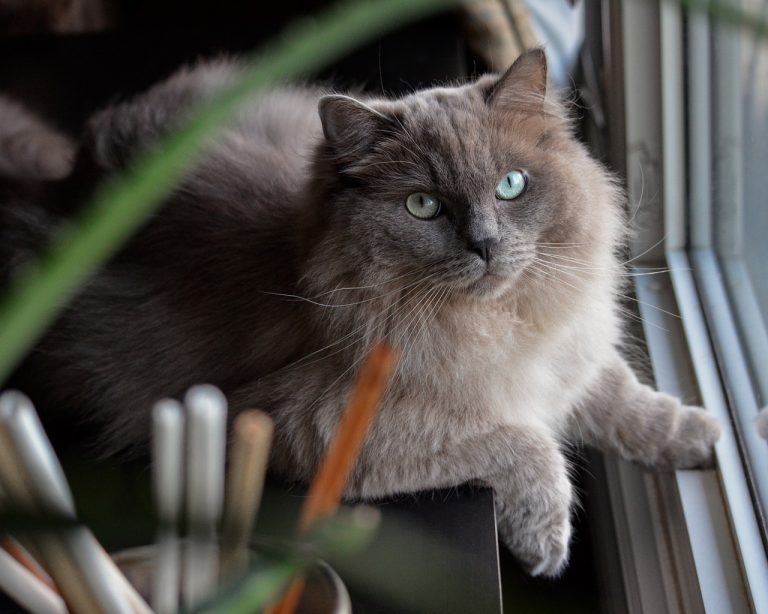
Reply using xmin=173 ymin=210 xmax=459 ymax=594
xmin=0 ymin=95 xmax=74 ymax=180
xmin=1 ymin=50 xmax=721 ymax=576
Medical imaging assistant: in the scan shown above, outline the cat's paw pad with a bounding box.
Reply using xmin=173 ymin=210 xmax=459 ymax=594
xmin=659 ymin=406 xmax=721 ymax=469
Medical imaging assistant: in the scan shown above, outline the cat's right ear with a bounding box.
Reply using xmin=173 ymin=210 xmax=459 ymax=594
xmin=488 ymin=48 xmax=548 ymax=115
xmin=318 ymin=95 xmax=391 ymax=165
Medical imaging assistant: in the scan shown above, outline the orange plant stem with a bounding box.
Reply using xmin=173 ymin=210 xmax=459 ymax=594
xmin=268 ymin=340 xmax=397 ymax=614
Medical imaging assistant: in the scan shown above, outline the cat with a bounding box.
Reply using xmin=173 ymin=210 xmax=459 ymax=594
xmin=1 ymin=49 xmax=721 ymax=576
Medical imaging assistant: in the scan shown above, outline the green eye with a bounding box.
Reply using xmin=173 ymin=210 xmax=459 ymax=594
xmin=405 ymin=192 xmax=441 ymax=219
xmin=495 ymin=170 xmax=528 ymax=200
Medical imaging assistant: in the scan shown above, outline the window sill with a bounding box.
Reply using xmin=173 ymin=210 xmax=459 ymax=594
xmin=595 ymin=259 xmax=768 ymax=613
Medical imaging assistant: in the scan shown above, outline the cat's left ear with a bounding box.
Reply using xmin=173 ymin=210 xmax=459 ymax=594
xmin=488 ymin=48 xmax=548 ymax=114
xmin=318 ymin=95 xmax=391 ymax=165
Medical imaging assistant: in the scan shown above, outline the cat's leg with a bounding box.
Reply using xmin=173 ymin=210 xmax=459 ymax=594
xmin=570 ymin=354 xmax=721 ymax=469
xmin=348 ymin=425 xmax=573 ymax=577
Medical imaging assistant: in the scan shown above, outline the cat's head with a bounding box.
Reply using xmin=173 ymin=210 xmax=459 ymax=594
xmin=307 ymin=50 xmax=622 ymax=303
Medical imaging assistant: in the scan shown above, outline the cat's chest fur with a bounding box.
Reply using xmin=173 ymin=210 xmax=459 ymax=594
xmin=388 ymin=288 xmax=619 ymax=439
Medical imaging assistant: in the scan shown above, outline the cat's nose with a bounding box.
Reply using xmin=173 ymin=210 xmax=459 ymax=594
xmin=468 ymin=238 xmax=499 ymax=262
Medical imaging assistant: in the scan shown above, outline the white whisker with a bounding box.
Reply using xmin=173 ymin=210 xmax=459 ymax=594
xmin=615 ymin=292 xmax=681 ymax=320
xmin=397 ymin=284 xmax=446 ymax=368
xmin=537 ymin=252 xmax=681 ymax=279
xmin=293 ymin=273 xmax=448 ymax=413
xmin=534 ymin=255 xmax=681 ymax=326
xmin=626 ymin=159 xmax=645 ymax=228
xmin=269 ymin=271 xmax=441 ymax=374
xmin=263 ymin=264 xmax=434 ymax=306
xmin=535 ymin=241 xmax=588 ymax=247
xmin=620 ymin=234 xmax=668 ymax=267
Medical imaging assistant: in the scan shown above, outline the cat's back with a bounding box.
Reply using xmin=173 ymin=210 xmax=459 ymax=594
xmin=88 ymin=60 xmax=325 ymax=206
xmin=204 ymin=83 xmax=325 ymax=200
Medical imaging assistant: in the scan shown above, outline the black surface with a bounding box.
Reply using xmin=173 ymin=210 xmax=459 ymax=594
xmin=497 ymin=455 xmax=603 ymax=614
xmin=0 ymin=587 xmax=24 ymax=613
xmin=0 ymin=7 xmax=467 ymax=137
xmin=340 ymin=487 xmax=502 ymax=614
xmin=249 ymin=481 xmax=503 ymax=614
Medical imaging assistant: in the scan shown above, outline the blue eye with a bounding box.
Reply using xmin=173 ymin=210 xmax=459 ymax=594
xmin=405 ymin=192 xmax=441 ymax=219
xmin=495 ymin=170 xmax=528 ymax=200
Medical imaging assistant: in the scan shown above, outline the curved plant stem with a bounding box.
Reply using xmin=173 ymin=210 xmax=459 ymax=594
xmin=0 ymin=0 xmax=455 ymax=382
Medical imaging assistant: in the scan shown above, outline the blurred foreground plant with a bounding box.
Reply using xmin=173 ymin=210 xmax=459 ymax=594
xmin=0 ymin=504 xmax=382 ymax=613
xmin=197 ymin=507 xmax=381 ymax=613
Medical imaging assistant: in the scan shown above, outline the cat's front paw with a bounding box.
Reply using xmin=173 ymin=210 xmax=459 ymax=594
xmin=525 ymin=513 xmax=572 ymax=578
xmin=655 ymin=405 xmax=721 ymax=469
xmin=496 ymin=474 xmax=573 ymax=578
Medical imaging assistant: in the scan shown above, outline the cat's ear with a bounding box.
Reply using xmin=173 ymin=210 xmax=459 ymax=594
xmin=488 ymin=48 xmax=548 ymax=114
xmin=318 ymin=95 xmax=391 ymax=163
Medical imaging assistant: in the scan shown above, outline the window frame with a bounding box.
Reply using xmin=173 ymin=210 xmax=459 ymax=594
xmin=592 ymin=0 xmax=768 ymax=611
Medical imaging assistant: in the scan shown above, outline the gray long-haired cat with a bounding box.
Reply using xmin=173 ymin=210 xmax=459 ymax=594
xmin=1 ymin=50 xmax=721 ymax=576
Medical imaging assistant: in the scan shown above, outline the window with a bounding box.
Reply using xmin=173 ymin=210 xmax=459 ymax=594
xmin=588 ymin=0 xmax=768 ymax=611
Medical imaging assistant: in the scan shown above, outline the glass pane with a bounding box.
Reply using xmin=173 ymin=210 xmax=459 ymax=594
xmin=738 ymin=25 xmax=768 ymax=316
xmin=712 ymin=2 xmax=768 ymax=406
xmin=708 ymin=1 xmax=768 ymax=542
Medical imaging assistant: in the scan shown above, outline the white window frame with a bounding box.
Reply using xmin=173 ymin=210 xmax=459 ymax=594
xmin=593 ymin=1 xmax=768 ymax=611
